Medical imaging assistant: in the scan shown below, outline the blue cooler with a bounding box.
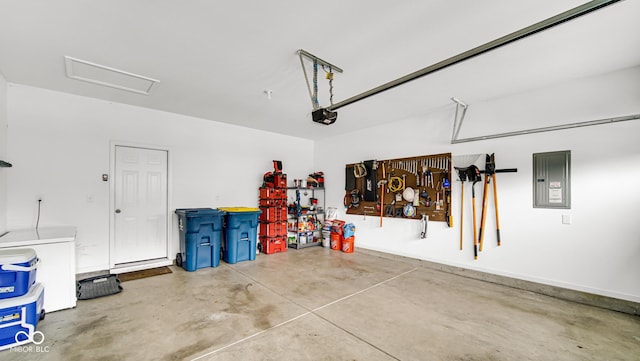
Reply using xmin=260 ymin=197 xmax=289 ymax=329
xmin=175 ymin=208 xmax=225 ymax=272
xmin=219 ymin=207 xmax=261 ymax=264
xmin=0 ymin=249 xmax=39 ymax=299
xmin=0 ymin=282 xmax=45 ymax=351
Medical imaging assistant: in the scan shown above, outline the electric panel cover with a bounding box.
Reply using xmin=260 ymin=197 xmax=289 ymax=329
xmin=533 ymin=150 xmax=571 ymax=208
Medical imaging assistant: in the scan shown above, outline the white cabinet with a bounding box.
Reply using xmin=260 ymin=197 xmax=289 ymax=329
xmin=0 ymin=227 xmax=77 ymax=312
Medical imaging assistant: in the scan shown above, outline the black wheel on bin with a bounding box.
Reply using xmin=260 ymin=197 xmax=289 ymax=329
xmin=40 ymin=309 xmax=46 ymax=321
xmin=176 ymin=253 xmax=183 ymax=267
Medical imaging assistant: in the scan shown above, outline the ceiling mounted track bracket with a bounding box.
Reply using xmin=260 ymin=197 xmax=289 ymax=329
xmin=451 ymin=113 xmax=640 ymax=144
xmin=298 ymin=49 xmax=343 ymax=125
xmin=326 ymin=0 xmax=622 ymax=112
xmin=450 ymin=97 xmax=468 ymax=143
xmin=298 ymin=49 xmax=343 ymax=74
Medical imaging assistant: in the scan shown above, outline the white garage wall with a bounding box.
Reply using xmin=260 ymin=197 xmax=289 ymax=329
xmin=0 ymin=72 xmax=7 ymax=235
xmin=315 ymin=66 xmax=640 ymax=302
xmin=6 ymin=84 xmax=314 ymax=273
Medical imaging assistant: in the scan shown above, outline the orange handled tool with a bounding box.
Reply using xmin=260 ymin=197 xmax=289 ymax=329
xmin=379 ymin=162 xmax=386 ymax=227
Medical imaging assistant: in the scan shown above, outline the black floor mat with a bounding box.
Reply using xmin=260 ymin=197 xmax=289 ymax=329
xmin=76 ymin=274 xmax=123 ymax=300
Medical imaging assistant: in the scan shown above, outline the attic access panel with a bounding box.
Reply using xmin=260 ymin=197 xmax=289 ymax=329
xmin=64 ymin=56 xmax=160 ymax=95
xmin=533 ymin=150 xmax=571 ymax=209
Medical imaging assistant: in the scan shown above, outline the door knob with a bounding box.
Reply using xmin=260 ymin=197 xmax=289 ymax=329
xmin=115 ymin=209 xmax=121 ymax=214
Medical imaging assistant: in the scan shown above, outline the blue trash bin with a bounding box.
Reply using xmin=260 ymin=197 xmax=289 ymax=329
xmin=175 ymin=208 xmax=225 ymax=271
xmin=219 ymin=207 xmax=261 ymax=264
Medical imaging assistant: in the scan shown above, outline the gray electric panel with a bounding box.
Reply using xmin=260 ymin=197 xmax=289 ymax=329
xmin=533 ymin=150 xmax=571 ymax=209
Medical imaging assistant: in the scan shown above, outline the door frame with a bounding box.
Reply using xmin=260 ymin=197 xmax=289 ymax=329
xmin=109 ymin=141 xmax=173 ymax=272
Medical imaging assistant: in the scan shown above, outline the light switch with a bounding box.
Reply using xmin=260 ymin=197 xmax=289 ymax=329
xmin=562 ymin=214 xmax=571 ymax=225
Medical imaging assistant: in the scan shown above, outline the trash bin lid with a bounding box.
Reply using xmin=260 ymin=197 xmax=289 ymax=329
xmin=175 ymin=208 xmax=225 ymax=217
xmin=218 ymin=207 xmax=261 ymax=214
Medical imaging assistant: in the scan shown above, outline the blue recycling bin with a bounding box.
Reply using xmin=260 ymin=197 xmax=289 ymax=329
xmin=175 ymin=208 xmax=225 ymax=271
xmin=218 ymin=207 xmax=261 ymax=264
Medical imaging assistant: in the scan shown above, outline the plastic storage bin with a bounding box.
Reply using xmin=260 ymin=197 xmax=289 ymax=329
xmin=175 ymin=208 xmax=225 ymax=271
xmin=219 ymin=207 xmax=261 ymax=264
xmin=0 ymin=282 xmax=45 ymax=351
xmin=259 ymin=207 xmax=287 ymax=222
xmin=259 ymin=188 xmax=286 ymax=199
xmin=0 ymin=249 xmax=39 ymax=299
xmin=259 ymin=221 xmax=287 ymax=237
xmin=259 ymin=236 xmax=287 ymax=254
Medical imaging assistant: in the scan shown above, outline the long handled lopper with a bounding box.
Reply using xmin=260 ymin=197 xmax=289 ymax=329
xmin=478 ymin=153 xmax=517 ymax=251
xmin=478 ymin=154 xmax=493 ymax=252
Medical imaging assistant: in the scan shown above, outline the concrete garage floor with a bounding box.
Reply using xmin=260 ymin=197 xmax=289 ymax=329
xmin=5 ymin=248 xmax=639 ymax=360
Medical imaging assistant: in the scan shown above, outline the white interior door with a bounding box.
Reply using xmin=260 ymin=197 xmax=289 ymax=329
xmin=113 ymin=146 xmax=168 ymax=265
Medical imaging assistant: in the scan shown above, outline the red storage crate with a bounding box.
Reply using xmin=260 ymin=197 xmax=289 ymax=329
xmin=259 ymin=236 xmax=288 ymax=254
xmin=259 ymin=198 xmax=286 ymax=207
xmin=259 ymin=207 xmax=287 ymax=222
xmin=259 ymin=221 xmax=287 ymax=237
xmin=273 ymin=174 xmax=287 ymax=189
xmin=259 ymin=187 xmax=286 ymax=199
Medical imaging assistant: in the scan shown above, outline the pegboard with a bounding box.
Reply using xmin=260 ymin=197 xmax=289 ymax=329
xmin=344 ymin=153 xmax=452 ymax=223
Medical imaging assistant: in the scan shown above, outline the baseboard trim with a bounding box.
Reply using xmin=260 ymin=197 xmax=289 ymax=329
xmin=110 ymin=258 xmax=172 ymax=274
xmin=356 ymin=248 xmax=639 ymax=316
xmin=76 ymin=270 xmax=110 ymax=281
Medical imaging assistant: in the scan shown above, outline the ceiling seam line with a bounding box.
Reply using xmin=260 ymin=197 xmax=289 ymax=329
xmin=326 ymin=0 xmax=623 ymax=112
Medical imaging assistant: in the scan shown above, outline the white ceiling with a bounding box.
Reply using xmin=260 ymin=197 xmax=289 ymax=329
xmin=1 ymin=0 xmax=638 ymax=140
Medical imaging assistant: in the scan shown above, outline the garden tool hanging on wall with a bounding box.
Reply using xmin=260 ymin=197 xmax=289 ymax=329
xmin=467 ymin=165 xmax=482 ymax=260
xmin=478 ymin=154 xmax=495 ymax=252
xmin=478 ymin=153 xmax=518 ymax=251
xmin=454 ymin=166 xmax=469 ymax=250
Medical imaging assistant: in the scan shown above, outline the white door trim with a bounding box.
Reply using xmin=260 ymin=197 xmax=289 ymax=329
xmin=109 ymin=141 xmax=173 ymax=271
